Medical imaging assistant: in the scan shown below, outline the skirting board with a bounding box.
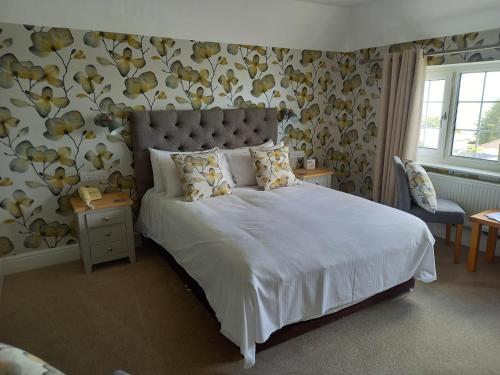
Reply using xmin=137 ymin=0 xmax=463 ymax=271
xmin=0 ymin=244 xmax=80 ymax=277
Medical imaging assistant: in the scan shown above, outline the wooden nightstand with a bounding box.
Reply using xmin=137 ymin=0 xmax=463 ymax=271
xmin=294 ymin=168 xmax=334 ymax=188
xmin=70 ymin=191 xmax=136 ymax=273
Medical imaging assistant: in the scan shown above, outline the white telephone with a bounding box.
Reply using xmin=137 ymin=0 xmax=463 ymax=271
xmin=78 ymin=186 xmax=102 ymax=209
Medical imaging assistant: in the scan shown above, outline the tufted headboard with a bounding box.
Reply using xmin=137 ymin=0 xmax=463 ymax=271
xmin=130 ymin=107 xmax=277 ymax=206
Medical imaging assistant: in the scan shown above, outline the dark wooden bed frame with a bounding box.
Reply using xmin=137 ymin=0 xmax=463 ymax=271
xmin=130 ymin=108 xmax=415 ymax=353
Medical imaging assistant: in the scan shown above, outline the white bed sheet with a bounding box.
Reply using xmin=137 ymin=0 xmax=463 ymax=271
xmin=137 ymin=183 xmax=436 ymax=367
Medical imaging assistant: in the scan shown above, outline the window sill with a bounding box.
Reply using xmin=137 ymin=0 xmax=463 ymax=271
xmin=419 ymin=162 xmax=500 ymax=184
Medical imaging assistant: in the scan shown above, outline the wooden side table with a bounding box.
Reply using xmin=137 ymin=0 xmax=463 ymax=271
xmin=467 ymin=209 xmax=500 ymax=272
xmin=293 ymin=168 xmax=334 ymax=188
xmin=70 ymin=191 xmax=136 ymax=273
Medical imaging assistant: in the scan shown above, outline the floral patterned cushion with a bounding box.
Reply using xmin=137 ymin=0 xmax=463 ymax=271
xmin=250 ymin=145 xmax=297 ymax=190
xmin=0 ymin=343 xmax=64 ymax=375
xmin=171 ymin=149 xmax=232 ymax=202
xmin=405 ymin=161 xmax=437 ymax=213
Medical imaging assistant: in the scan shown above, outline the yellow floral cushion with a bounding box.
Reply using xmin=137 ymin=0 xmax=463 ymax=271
xmin=250 ymin=145 xmax=297 ymax=190
xmin=171 ymin=149 xmax=232 ymax=202
xmin=405 ymin=161 xmax=437 ymax=213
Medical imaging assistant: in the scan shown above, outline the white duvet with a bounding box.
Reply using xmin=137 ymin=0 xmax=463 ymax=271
xmin=137 ymin=183 xmax=436 ymax=367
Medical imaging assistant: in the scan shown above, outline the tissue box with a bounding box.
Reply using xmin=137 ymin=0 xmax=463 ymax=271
xmin=305 ymin=159 xmax=316 ymax=169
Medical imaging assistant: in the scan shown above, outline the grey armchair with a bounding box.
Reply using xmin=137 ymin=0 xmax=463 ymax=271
xmin=393 ymin=156 xmax=465 ymax=263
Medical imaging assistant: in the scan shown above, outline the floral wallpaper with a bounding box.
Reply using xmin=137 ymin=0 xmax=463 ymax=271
xmin=1 ymin=21 xmax=500 ymax=257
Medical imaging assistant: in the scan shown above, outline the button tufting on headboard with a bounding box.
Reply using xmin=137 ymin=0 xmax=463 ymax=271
xmin=130 ymin=108 xmax=277 ymax=209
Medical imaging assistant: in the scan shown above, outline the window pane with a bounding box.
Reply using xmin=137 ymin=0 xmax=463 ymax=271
xmin=458 ymin=72 xmax=485 ymax=101
xmin=455 ymin=102 xmax=481 ymax=130
xmin=478 ymin=101 xmax=500 ymax=161
xmin=428 ymin=80 xmax=445 ymax=101
xmin=483 ymin=71 xmax=500 ymax=101
xmin=452 ymin=130 xmax=477 ymax=157
xmin=423 ymin=80 xmax=430 ymax=102
xmin=476 ymin=130 xmax=500 ymax=160
xmin=423 ymin=128 xmax=439 ymax=149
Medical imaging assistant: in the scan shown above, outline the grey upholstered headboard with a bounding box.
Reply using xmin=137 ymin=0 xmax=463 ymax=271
xmin=130 ymin=108 xmax=277 ymax=205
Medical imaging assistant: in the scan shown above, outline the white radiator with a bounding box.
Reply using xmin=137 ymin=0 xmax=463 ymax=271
xmin=428 ymin=172 xmax=500 ymax=227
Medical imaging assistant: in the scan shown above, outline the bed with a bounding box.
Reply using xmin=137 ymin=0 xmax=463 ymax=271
xmin=131 ymin=108 xmax=436 ymax=367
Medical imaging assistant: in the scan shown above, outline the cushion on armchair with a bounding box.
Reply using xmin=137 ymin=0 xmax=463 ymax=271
xmin=405 ymin=161 xmax=438 ymax=213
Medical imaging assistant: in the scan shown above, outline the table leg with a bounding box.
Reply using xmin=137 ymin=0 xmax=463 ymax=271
xmin=485 ymin=227 xmax=498 ymax=264
xmin=454 ymin=224 xmax=463 ymax=264
xmin=467 ymin=223 xmax=482 ymax=272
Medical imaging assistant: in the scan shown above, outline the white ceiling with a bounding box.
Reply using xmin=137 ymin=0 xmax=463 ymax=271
xmin=1 ymin=0 xmax=500 ymax=51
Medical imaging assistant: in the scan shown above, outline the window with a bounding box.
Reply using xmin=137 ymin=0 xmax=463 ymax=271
xmin=417 ymin=61 xmax=500 ymax=173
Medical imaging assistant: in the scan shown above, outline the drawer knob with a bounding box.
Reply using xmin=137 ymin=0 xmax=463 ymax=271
xmin=105 ymin=233 xmax=111 ymax=237
xmin=107 ymin=247 xmax=113 ymax=253
xmin=103 ymin=216 xmax=110 ymax=221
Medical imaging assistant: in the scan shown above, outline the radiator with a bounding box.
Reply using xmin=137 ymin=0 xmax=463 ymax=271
xmin=428 ymin=172 xmax=500 ymax=227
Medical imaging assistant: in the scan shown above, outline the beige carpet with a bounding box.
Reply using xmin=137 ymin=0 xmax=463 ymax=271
xmin=1 ymin=239 xmax=500 ymax=375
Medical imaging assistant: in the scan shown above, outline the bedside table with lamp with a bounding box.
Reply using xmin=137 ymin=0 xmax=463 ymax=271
xmin=70 ymin=190 xmax=136 ymax=273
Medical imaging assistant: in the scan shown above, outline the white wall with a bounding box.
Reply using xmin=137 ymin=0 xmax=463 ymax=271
xmin=3 ymin=0 xmax=500 ymax=52
xmin=348 ymin=0 xmax=500 ymax=50
xmin=0 ymin=0 xmax=352 ymax=51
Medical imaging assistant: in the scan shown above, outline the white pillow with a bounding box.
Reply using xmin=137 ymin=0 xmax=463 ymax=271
xmin=150 ymin=147 xmax=234 ymax=198
xmin=224 ymin=140 xmax=275 ymax=187
xmin=149 ymin=148 xmax=166 ymax=192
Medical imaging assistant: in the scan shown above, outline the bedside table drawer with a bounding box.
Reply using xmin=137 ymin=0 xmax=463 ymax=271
xmin=89 ymin=224 xmax=126 ymax=245
xmin=305 ymin=176 xmax=331 ymax=188
xmin=91 ymin=239 xmax=128 ymax=260
xmin=86 ymin=208 xmax=126 ymax=228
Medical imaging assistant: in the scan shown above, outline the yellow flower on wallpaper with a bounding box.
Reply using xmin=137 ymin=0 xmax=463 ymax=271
xmin=341 ymin=74 xmax=361 ymax=95
xmin=73 ymin=65 xmax=104 ymax=94
xmin=339 ymin=59 xmax=356 ymax=79
xmin=28 ymin=86 xmax=70 ymax=117
xmin=0 ymin=53 xmax=18 ymax=88
xmin=0 ymin=237 xmax=14 ymax=257
xmin=0 ymin=190 xmax=33 ymax=218
xmin=218 ymin=69 xmax=238 ymax=93
xmin=189 ymin=87 xmax=213 ymax=110
xmin=112 ymin=47 xmax=146 ymax=77
xmin=245 ymin=55 xmax=268 ymax=79
xmin=44 ymin=167 xmax=79 ymax=195
xmin=251 ymin=74 xmax=275 ymax=97
xmin=123 ymin=71 xmax=158 ymax=99
xmin=300 ymin=50 xmax=322 ymax=66
xmin=85 ymin=143 xmax=113 ymax=170
xmin=9 ymin=140 xmax=58 ymax=173
xmin=150 ymin=37 xmax=175 ymax=56
xmin=0 ymin=107 xmax=19 ymax=138
xmin=296 ymin=87 xmax=314 ymax=108
xmin=0 ymin=177 xmax=13 ymax=186
xmin=29 ymin=28 xmax=74 ymax=57
xmin=12 ymin=61 xmax=44 ymax=81
xmin=191 ymin=42 xmax=221 ymax=63
xmin=300 ymin=104 xmax=320 ymax=123
xmin=56 ymin=147 xmax=76 ymax=167
xmin=272 ymin=47 xmax=290 ymax=62
xmin=44 ymin=65 xmax=63 ymax=87
xmin=44 ymin=111 xmax=85 ymax=140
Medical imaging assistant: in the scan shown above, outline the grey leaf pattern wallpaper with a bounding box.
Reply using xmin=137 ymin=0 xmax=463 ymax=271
xmin=1 ymin=22 xmax=500 ymax=256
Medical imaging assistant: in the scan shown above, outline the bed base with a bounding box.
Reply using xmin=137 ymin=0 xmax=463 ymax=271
xmin=148 ymin=238 xmax=415 ymax=352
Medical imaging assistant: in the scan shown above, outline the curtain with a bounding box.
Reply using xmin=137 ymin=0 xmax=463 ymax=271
xmin=372 ymin=47 xmax=426 ymax=206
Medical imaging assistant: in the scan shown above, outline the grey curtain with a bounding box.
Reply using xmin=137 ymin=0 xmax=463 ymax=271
xmin=373 ymin=48 xmax=426 ymax=206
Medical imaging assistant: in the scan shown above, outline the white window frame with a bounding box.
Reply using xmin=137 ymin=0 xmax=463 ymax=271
xmin=417 ymin=60 xmax=500 ymax=174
